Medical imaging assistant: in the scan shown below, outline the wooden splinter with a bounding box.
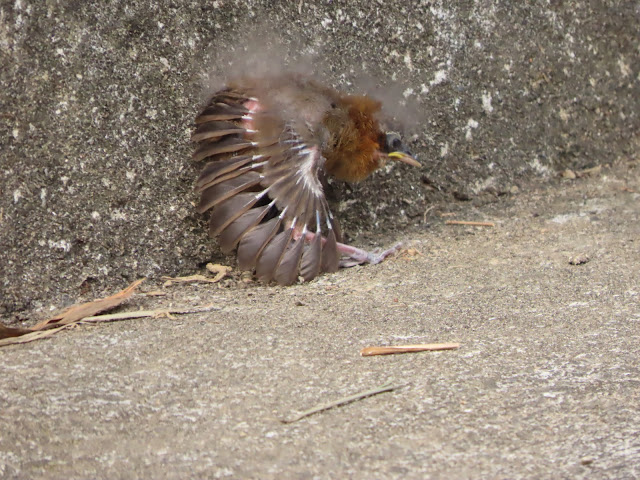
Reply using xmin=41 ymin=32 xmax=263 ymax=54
xmin=360 ymin=342 xmax=460 ymax=356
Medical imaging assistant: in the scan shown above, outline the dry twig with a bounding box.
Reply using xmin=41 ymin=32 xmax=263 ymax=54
xmin=80 ymin=304 xmax=219 ymax=324
xmin=0 ymin=303 xmax=219 ymax=347
xmin=162 ymin=264 xmax=231 ymax=286
xmin=422 ymin=205 xmax=435 ymax=223
xmin=0 ymin=277 xmax=223 ymax=347
xmin=445 ymin=220 xmax=495 ymax=227
xmin=360 ymin=343 xmax=460 ymax=356
xmin=282 ymin=382 xmax=402 ymax=423
xmin=162 ymin=274 xmax=218 ymax=286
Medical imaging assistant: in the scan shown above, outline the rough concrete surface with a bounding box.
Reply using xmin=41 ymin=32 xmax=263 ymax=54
xmin=1 ymin=160 xmax=639 ymax=479
xmin=1 ymin=1 xmax=639 ymax=316
xmin=1 ymin=1 xmax=640 ymax=478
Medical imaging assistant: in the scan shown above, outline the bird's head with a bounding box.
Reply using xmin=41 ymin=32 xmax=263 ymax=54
xmin=380 ymin=131 xmax=421 ymax=168
xmin=322 ymin=94 xmax=420 ymax=183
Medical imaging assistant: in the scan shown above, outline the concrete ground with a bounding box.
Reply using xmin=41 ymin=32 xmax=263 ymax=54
xmin=1 ymin=160 xmax=639 ymax=479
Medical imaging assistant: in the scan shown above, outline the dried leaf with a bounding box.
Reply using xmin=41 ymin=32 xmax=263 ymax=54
xmin=205 ymin=263 xmax=232 ymax=282
xmin=0 ymin=279 xmax=145 ymax=342
xmin=32 ymin=279 xmax=145 ymax=330
xmin=0 ymin=324 xmax=32 ymax=339
xmin=0 ymin=325 xmax=74 ymax=346
xmin=576 ymin=164 xmax=602 ymax=177
xmin=162 ymin=264 xmax=231 ymax=287
xmin=0 ymin=303 xmax=218 ymax=347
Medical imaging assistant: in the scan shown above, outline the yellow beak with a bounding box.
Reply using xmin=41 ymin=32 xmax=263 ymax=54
xmin=388 ymin=151 xmax=421 ymax=167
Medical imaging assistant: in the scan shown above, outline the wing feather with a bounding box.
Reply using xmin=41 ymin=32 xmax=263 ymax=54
xmin=195 ymin=102 xmax=248 ymax=123
xmin=193 ymin=137 xmax=255 ymax=162
xmin=274 ymin=234 xmax=305 ymax=285
xmin=194 ymin=87 xmax=341 ymax=284
xmin=218 ymin=203 xmax=273 ymax=254
xmin=299 ymin=230 xmax=322 ymax=281
xmin=196 ymin=172 xmax=262 ymax=213
xmin=195 ymin=155 xmax=255 ymax=191
xmin=208 ymin=192 xmax=263 ymax=238
xmin=255 ymin=226 xmax=294 ymax=282
xmin=321 ymin=228 xmax=340 ymax=273
xmin=191 ymin=121 xmax=246 ymax=142
xmin=236 ymin=215 xmax=283 ymax=270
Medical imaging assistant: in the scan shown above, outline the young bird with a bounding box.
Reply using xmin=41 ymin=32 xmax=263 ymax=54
xmin=193 ymin=73 xmax=420 ymax=285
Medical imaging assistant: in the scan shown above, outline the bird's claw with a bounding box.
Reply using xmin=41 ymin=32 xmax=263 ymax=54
xmin=366 ymin=242 xmax=403 ymax=265
xmin=339 ymin=242 xmax=403 ymax=268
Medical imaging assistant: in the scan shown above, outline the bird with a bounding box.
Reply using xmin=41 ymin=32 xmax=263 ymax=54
xmin=192 ymin=73 xmax=420 ymax=285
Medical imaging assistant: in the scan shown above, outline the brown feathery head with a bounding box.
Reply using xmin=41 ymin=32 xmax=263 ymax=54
xmin=322 ymin=95 xmax=419 ymax=182
xmin=322 ymin=95 xmax=384 ymax=183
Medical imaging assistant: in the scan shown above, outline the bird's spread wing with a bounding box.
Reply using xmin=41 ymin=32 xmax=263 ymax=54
xmin=193 ymin=88 xmax=341 ymax=285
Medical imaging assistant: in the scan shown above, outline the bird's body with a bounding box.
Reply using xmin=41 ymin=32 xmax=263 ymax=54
xmin=193 ymin=73 xmax=419 ymax=285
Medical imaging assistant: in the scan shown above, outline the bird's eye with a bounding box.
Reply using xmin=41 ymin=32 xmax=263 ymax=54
xmin=385 ymin=133 xmax=403 ymax=152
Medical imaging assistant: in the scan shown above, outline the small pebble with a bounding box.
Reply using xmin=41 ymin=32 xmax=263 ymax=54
xmin=569 ymin=253 xmax=590 ymax=265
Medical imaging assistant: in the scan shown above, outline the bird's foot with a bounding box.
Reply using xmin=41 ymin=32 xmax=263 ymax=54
xmin=300 ymin=231 xmax=402 ymax=269
xmin=338 ymin=242 xmax=403 ymax=268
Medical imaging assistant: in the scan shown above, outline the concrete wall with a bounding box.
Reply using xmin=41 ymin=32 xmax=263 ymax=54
xmin=1 ymin=1 xmax=638 ymax=317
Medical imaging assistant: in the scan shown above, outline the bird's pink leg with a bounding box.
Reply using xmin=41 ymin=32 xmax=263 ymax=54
xmin=334 ymin=241 xmax=403 ymax=267
xmin=301 ymin=232 xmax=402 ymax=268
